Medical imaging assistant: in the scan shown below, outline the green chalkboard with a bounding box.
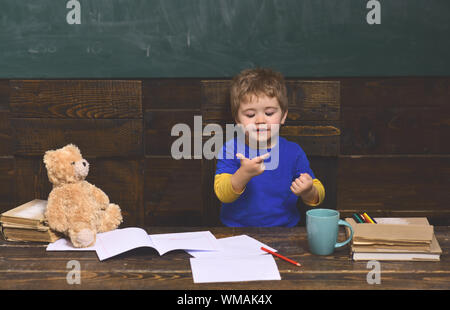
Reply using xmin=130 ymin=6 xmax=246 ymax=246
xmin=0 ymin=0 xmax=449 ymax=78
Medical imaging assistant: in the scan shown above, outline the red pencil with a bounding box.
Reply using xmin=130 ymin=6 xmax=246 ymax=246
xmin=261 ymin=247 xmax=302 ymax=267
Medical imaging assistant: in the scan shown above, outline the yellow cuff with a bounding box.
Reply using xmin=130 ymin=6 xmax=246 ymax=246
xmin=303 ymin=179 xmax=325 ymax=207
xmin=214 ymin=173 xmax=244 ymax=203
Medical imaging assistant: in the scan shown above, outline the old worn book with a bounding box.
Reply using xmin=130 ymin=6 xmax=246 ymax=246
xmin=0 ymin=199 xmax=63 ymax=243
xmin=352 ymin=234 xmax=442 ymax=261
xmin=345 ymin=217 xmax=442 ymax=261
xmin=1 ymin=223 xmax=62 ymax=243
xmin=0 ymin=200 xmax=48 ymax=228
xmin=346 ymin=217 xmax=433 ymax=244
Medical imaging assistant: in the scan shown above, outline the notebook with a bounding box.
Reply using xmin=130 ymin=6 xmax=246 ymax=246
xmin=47 ymin=227 xmax=221 ymax=261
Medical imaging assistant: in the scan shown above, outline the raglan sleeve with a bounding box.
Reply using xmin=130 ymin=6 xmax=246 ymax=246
xmin=214 ymin=141 xmax=245 ymax=204
xmin=294 ymin=146 xmax=325 ymax=207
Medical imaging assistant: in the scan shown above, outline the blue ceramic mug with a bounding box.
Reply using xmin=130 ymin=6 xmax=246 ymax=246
xmin=306 ymin=209 xmax=354 ymax=256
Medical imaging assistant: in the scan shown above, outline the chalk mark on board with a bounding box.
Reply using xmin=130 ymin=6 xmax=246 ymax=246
xmin=187 ymin=30 xmax=191 ymax=48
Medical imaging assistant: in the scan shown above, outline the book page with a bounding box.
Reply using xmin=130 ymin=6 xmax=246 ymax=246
xmin=353 ymin=252 xmax=440 ymax=261
xmin=95 ymin=227 xmax=154 ymax=261
xmin=373 ymin=218 xmax=430 ymax=225
xmin=3 ymin=200 xmax=47 ymax=220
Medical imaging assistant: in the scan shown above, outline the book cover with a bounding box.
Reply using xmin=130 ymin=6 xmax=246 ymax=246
xmin=1 ymin=225 xmax=62 ymax=243
xmin=0 ymin=200 xmax=48 ymax=228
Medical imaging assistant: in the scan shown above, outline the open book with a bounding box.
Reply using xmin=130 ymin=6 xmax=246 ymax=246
xmin=47 ymin=227 xmax=221 ymax=261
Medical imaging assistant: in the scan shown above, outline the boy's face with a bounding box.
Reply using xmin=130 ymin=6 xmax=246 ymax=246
xmin=235 ymin=94 xmax=287 ymax=146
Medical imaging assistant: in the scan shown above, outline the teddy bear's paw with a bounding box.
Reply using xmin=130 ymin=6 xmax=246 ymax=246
xmin=72 ymin=228 xmax=96 ymax=248
xmin=109 ymin=203 xmax=123 ymax=225
xmin=98 ymin=203 xmax=123 ymax=233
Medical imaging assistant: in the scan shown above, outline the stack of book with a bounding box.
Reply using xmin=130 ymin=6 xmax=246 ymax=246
xmin=345 ymin=217 xmax=442 ymax=261
xmin=0 ymin=199 xmax=62 ymax=243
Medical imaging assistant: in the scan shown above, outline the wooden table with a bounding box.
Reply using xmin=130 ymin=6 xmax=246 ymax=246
xmin=0 ymin=226 xmax=448 ymax=290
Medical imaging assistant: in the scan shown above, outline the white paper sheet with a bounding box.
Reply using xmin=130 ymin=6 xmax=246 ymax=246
xmin=187 ymin=235 xmax=276 ymax=258
xmin=190 ymin=254 xmax=281 ymax=283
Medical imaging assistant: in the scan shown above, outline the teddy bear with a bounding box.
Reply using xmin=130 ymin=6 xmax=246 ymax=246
xmin=43 ymin=144 xmax=123 ymax=248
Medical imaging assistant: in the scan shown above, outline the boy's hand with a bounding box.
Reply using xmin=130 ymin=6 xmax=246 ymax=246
xmin=290 ymin=173 xmax=315 ymax=198
xmin=236 ymin=153 xmax=270 ymax=177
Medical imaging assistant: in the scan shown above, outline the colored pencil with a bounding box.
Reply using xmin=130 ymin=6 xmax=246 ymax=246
xmin=352 ymin=213 xmax=364 ymax=223
xmin=261 ymin=247 xmax=301 ymax=267
xmin=358 ymin=213 xmax=367 ymax=223
xmin=364 ymin=212 xmax=377 ymax=224
xmin=362 ymin=212 xmax=375 ymax=224
xmin=360 ymin=213 xmax=370 ymax=223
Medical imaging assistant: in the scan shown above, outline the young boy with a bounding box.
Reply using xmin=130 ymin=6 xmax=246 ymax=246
xmin=214 ymin=68 xmax=325 ymax=227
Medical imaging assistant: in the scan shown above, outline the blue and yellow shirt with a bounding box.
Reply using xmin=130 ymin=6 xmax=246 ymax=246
xmin=214 ymin=136 xmax=325 ymax=227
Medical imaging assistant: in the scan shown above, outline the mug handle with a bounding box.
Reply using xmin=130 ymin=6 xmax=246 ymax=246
xmin=335 ymin=220 xmax=354 ymax=248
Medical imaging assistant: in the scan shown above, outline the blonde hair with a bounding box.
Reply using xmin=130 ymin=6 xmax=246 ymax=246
xmin=230 ymin=68 xmax=288 ymax=121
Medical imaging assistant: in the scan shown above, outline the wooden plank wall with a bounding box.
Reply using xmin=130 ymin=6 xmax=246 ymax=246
xmin=0 ymin=78 xmax=448 ymax=226
xmin=339 ymin=78 xmax=450 ymax=225
xmin=5 ymin=80 xmax=144 ymax=226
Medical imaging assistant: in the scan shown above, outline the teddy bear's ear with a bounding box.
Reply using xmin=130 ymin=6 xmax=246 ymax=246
xmin=43 ymin=150 xmax=55 ymax=167
xmin=63 ymin=144 xmax=81 ymax=155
